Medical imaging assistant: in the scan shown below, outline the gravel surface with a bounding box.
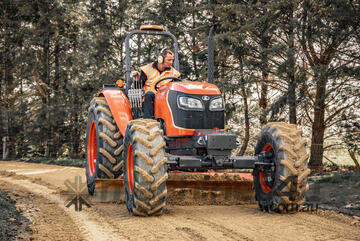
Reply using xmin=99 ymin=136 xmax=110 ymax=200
xmin=0 ymin=161 xmax=359 ymax=240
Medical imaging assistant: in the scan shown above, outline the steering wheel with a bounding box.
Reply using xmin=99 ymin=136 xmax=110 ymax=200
xmin=154 ymin=77 xmax=183 ymax=91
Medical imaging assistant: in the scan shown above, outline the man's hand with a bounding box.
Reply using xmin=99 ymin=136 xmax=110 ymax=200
xmin=131 ymin=71 xmax=140 ymax=81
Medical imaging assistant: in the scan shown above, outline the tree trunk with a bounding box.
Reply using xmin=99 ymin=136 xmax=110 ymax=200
xmin=2 ymin=137 xmax=8 ymax=160
xmin=238 ymin=78 xmax=250 ymax=156
xmin=348 ymin=150 xmax=360 ymax=172
xmin=191 ymin=1 xmax=199 ymax=80
xmin=309 ymin=71 xmax=327 ymax=169
xmin=287 ymin=10 xmax=297 ymax=125
xmin=70 ymin=112 xmax=80 ymax=158
xmin=51 ymin=36 xmax=61 ymax=158
xmin=259 ymin=29 xmax=270 ymax=126
xmin=17 ymin=78 xmax=25 ymax=158
xmin=42 ymin=34 xmax=51 ymax=158
xmin=2 ymin=26 xmax=15 ymax=159
xmin=259 ymin=73 xmax=268 ymax=125
xmin=288 ymin=77 xmax=297 ymax=124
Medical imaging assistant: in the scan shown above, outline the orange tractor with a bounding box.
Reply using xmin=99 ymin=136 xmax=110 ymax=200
xmin=85 ymin=25 xmax=310 ymax=216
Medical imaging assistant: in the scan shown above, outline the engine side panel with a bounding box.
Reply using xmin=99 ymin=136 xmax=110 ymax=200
xmin=155 ymin=86 xmax=193 ymax=136
xmin=99 ymin=89 xmax=132 ymax=136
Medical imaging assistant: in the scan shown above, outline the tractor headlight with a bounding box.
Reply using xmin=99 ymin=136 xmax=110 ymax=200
xmin=177 ymin=96 xmax=204 ymax=111
xmin=209 ymin=97 xmax=224 ymax=111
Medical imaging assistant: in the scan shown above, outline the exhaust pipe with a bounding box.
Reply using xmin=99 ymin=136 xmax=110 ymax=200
xmin=207 ymin=25 xmax=215 ymax=83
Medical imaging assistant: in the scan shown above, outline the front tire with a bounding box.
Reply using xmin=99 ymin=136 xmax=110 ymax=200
xmin=253 ymin=122 xmax=310 ymax=212
xmin=85 ymin=97 xmax=124 ymax=195
xmin=123 ymin=119 xmax=168 ymax=216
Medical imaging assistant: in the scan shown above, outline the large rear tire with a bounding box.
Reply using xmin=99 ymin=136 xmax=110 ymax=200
xmin=253 ymin=122 xmax=310 ymax=212
xmin=123 ymin=119 xmax=168 ymax=216
xmin=85 ymin=97 xmax=124 ymax=195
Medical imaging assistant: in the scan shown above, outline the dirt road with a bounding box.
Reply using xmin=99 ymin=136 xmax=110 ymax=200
xmin=0 ymin=161 xmax=359 ymax=241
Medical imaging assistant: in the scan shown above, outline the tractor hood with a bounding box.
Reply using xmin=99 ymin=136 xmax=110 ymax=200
xmin=155 ymin=80 xmax=225 ymax=135
xmin=167 ymin=81 xmax=221 ymax=95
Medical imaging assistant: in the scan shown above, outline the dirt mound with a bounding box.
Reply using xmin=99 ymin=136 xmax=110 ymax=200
xmin=93 ymin=171 xmax=255 ymax=205
xmin=167 ymin=172 xmax=255 ymax=205
xmin=167 ymin=188 xmax=255 ymax=206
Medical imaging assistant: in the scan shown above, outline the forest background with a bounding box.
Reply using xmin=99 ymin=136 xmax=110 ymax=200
xmin=1 ymin=0 xmax=359 ymax=170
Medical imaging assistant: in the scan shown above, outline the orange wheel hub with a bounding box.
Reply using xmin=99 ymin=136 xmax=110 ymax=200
xmin=259 ymin=144 xmax=275 ymax=194
xmin=88 ymin=121 xmax=97 ymax=177
xmin=127 ymin=144 xmax=135 ymax=194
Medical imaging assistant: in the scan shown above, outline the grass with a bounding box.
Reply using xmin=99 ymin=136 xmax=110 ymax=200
xmin=322 ymin=139 xmax=357 ymax=167
xmin=323 ymin=148 xmax=354 ymax=166
xmin=0 ymin=190 xmax=14 ymax=216
xmin=316 ymin=171 xmax=360 ymax=187
xmin=19 ymin=158 xmax=85 ymax=168
xmin=0 ymin=190 xmax=16 ymax=238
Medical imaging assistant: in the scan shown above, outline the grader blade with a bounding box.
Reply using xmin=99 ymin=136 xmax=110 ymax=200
xmin=167 ymin=172 xmax=255 ymax=205
xmin=94 ymin=179 xmax=124 ymax=202
xmin=93 ymin=172 xmax=254 ymax=204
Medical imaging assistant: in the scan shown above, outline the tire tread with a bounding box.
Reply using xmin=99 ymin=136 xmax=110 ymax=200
xmin=123 ymin=119 xmax=168 ymax=216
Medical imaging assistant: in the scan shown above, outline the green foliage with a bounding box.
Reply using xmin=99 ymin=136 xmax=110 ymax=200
xmin=317 ymin=172 xmax=360 ymax=187
xmin=0 ymin=191 xmax=14 ymax=213
xmin=0 ymin=0 xmax=359 ymax=167
xmin=342 ymin=115 xmax=360 ymax=155
xmin=0 ymin=190 xmax=17 ymax=239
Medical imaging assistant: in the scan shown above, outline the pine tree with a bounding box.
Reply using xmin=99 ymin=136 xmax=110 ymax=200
xmin=299 ymin=0 xmax=360 ymax=168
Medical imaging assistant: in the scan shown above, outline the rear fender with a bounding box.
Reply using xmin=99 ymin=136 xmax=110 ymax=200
xmin=99 ymin=89 xmax=132 ymax=136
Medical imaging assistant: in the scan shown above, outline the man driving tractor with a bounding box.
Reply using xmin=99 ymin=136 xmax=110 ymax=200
xmin=132 ymin=48 xmax=180 ymax=118
xmin=86 ymin=25 xmax=310 ymax=216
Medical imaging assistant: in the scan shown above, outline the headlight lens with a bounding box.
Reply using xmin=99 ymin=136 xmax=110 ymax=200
xmin=177 ymin=96 xmax=204 ymax=111
xmin=209 ymin=97 xmax=224 ymax=111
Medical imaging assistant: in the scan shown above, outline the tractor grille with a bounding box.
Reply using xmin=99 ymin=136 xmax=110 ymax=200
xmin=167 ymin=90 xmax=224 ymax=129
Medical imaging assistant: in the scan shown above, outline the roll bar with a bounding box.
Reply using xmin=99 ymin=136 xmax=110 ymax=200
xmin=125 ymin=29 xmax=180 ymax=92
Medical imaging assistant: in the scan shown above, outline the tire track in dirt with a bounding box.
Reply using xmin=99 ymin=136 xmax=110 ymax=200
xmin=88 ymin=203 xmax=173 ymax=241
xmin=156 ymin=207 xmax=253 ymax=241
xmin=155 ymin=205 xmax=360 ymax=241
xmin=281 ymin=210 xmax=360 ymax=240
xmin=88 ymin=203 xmax=212 ymax=241
xmin=1 ymin=161 xmax=360 ymax=241
xmin=0 ymin=176 xmax=127 ymax=241
xmin=185 ymin=217 xmax=253 ymax=241
xmin=175 ymin=226 xmax=207 ymax=241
